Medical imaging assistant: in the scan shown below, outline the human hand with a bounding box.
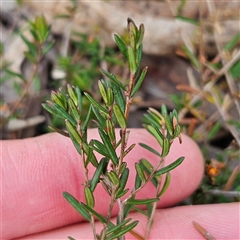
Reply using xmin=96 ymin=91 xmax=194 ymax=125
xmin=2 ymin=129 xmax=239 ymax=239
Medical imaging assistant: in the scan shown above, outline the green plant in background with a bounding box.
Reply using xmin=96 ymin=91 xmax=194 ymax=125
xmin=168 ymin=0 xmax=240 ymax=206
xmin=43 ymin=18 xmax=184 ymax=240
xmin=0 ymin=15 xmax=54 ymax=129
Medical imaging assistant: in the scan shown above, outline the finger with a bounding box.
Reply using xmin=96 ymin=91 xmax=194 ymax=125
xmin=2 ymin=129 xmax=204 ymax=239
xmin=14 ymin=203 xmax=239 ymax=239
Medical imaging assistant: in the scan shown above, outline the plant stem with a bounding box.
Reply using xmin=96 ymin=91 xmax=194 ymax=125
xmin=79 ymin=128 xmax=97 ymax=240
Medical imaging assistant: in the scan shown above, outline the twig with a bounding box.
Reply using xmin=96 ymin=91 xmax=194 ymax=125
xmin=192 ymin=221 xmax=216 ymax=240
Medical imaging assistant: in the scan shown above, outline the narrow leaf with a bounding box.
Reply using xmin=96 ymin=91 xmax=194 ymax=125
xmin=131 ymin=205 xmax=148 ymax=217
xmin=134 ymin=172 xmax=142 ymax=190
xmin=126 ymin=198 xmax=159 ymax=205
xmin=158 ymin=172 xmax=171 ymax=197
xmin=108 ymin=171 xmax=120 ymax=187
xmin=113 ymin=104 xmax=126 ymax=128
xmin=116 ymin=168 xmax=129 ymax=198
xmin=135 ymin=163 xmax=146 ymax=183
xmin=110 ymin=81 xmax=126 ymax=113
xmin=146 ymin=125 xmax=164 ymax=147
xmin=53 ymin=102 xmax=77 ymax=126
xmin=82 ymin=105 xmax=92 ymax=132
xmin=5 ymin=69 xmax=26 ymax=82
xmin=139 ymin=143 xmax=161 ymax=157
xmin=98 ymin=128 xmax=119 ymax=166
xmin=140 ymin=158 xmax=158 ymax=187
xmin=90 ymin=158 xmax=108 ymax=192
xmin=175 ymin=15 xmax=199 ymax=25
xmin=91 ymin=106 xmax=106 ymax=129
xmin=84 ymin=92 xmax=108 ymax=114
xmin=98 ymin=80 xmax=108 ymax=105
xmin=106 ymin=218 xmax=132 ymax=235
xmin=65 ymin=120 xmax=82 ymax=154
xmin=91 ymin=139 xmax=110 ymax=159
xmin=63 ymin=192 xmax=91 ymax=221
xmin=100 ymin=69 xmax=126 ymax=91
xmin=131 ymin=66 xmax=148 ymax=97
xmin=81 ymin=202 xmax=107 ymax=224
xmin=84 ymin=187 xmax=95 ymax=208
xmin=161 ymin=138 xmax=170 ymax=158
xmin=106 ymin=220 xmax=139 ymax=240
xmin=155 ymin=156 xmax=185 ymax=176
xmin=114 ymin=34 xmax=128 ymax=61
xmin=136 ymin=23 xmax=145 ymax=48
xmin=127 ymin=46 xmax=137 ymax=74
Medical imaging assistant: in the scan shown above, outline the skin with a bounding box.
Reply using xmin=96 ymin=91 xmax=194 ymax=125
xmin=1 ymin=129 xmax=239 ymax=240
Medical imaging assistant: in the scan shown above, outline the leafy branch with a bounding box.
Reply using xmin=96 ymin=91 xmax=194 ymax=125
xmin=43 ymin=18 xmax=184 ymax=240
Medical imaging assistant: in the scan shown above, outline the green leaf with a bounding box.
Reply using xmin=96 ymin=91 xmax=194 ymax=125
xmin=91 ymin=139 xmax=111 ymax=159
xmin=82 ymin=105 xmax=92 ymax=132
xmin=42 ymin=40 xmax=55 ymax=55
xmin=182 ymin=45 xmax=201 ymax=70
xmin=114 ymin=34 xmax=128 ymax=61
xmin=100 ymin=69 xmax=126 ymax=91
xmin=110 ymin=81 xmax=126 ymax=114
xmin=175 ymin=16 xmax=199 ymax=26
xmin=107 ymin=87 xmax=114 ymax=106
xmin=127 ymin=46 xmax=137 ymax=74
xmin=131 ymin=205 xmax=148 ymax=217
xmin=67 ymin=84 xmax=78 ymax=106
xmin=155 ymin=156 xmax=185 ymax=176
xmin=98 ymin=128 xmax=119 ymax=166
xmin=108 ymin=171 xmax=120 ymax=187
xmin=65 ymin=120 xmax=82 ymax=154
xmin=91 ymin=106 xmax=106 ymax=129
xmin=68 ymin=236 xmax=76 ymax=240
xmin=106 ymin=220 xmax=138 ymax=240
xmin=161 ymin=138 xmax=170 ymax=158
xmin=113 ymin=104 xmax=126 ymax=128
xmin=146 ymin=124 xmax=164 ymax=147
xmin=21 ymin=34 xmax=37 ymax=58
xmin=106 ymin=218 xmax=132 ymax=235
xmin=139 ymin=143 xmax=161 ymax=157
xmin=123 ymin=200 xmax=133 ymax=218
xmin=80 ymin=202 xmax=107 ymax=224
xmin=207 ymin=122 xmax=221 ymax=140
xmin=63 ymin=192 xmax=91 ymax=221
xmin=115 ymin=188 xmax=129 ymax=199
xmin=143 ymin=113 xmax=161 ymax=128
xmin=68 ymin=98 xmax=81 ymax=121
xmin=135 ymin=163 xmax=146 ymax=183
xmin=134 ymin=172 xmax=142 ymax=190
xmin=140 ymin=158 xmax=158 ymax=187
xmin=76 ymin=86 xmax=82 ymax=112
xmin=164 ymin=114 xmax=174 ymax=136
xmin=98 ymin=80 xmax=108 ymax=105
xmin=52 ymin=102 xmax=77 ymax=126
xmin=106 ymin=119 xmax=116 ymax=145
xmin=224 ymin=33 xmax=240 ymax=52
xmin=5 ymin=69 xmax=26 ymax=82
xmin=90 ymin=157 xmax=108 ymax=192
xmin=135 ymin=43 xmax=143 ymax=75
xmin=126 ymin=198 xmax=159 ymax=205
xmin=136 ymin=23 xmax=145 ymax=48
xmin=131 ymin=66 xmax=148 ymax=97
xmin=176 ymin=0 xmax=187 ymax=14
xmin=48 ymin=126 xmax=69 ymax=137
xmin=116 ymin=168 xmax=129 ymax=198
xmin=158 ymin=172 xmax=171 ymax=197
xmin=84 ymin=92 xmax=108 ymax=115
xmin=85 ymin=141 xmax=98 ymax=167
xmin=84 ymin=187 xmax=95 ymax=208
